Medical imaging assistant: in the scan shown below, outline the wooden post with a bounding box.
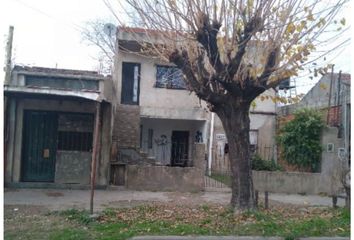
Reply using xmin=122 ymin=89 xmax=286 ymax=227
xmin=265 ymin=191 xmax=269 ymax=209
xmin=255 ymin=190 xmax=259 ymax=208
xmin=332 ymin=196 xmax=338 ymax=208
xmin=90 ymin=102 xmax=101 ymax=214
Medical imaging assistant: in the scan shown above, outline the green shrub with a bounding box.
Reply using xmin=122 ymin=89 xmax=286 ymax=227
xmin=251 ymin=154 xmax=283 ymax=171
xmin=277 ymin=108 xmax=324 ymax=172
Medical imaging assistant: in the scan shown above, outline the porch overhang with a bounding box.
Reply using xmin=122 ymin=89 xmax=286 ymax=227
xmin=140 ymin=106 xmax=208 ymax=121
xmin=4 ymin=86 xmax=107 ymax=102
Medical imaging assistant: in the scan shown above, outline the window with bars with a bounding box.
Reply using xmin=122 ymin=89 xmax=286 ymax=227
xmin=57 ymin=131 xmax=93 ymax=151
xmin=57 ymin=113 xmax=94 ymax=152
xmin=155 ymin=65 xmax=186 ymax=89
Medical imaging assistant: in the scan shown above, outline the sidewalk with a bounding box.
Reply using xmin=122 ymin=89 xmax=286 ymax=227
xmin=4 ymin=188 xmax=345 ymax=211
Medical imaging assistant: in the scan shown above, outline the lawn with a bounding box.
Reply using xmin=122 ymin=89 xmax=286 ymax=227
xmin=210 ymin=173 xmax=232 ymax=187
xmin=4 ymin=204 xmax=350 ymax=240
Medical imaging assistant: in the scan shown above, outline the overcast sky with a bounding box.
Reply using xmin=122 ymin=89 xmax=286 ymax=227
xmin=0 ymin=0 xmax=352 ymax=94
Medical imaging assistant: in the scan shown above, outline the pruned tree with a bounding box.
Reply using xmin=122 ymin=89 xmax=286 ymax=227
xmin=109 ymin=0 xmax=348 ymax=210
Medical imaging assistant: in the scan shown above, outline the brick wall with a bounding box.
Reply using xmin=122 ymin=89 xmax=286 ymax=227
xmin=327 ymin=106 xmax=341 ymax=127
xmin=112 ymin=105 xmax=140 ymax=152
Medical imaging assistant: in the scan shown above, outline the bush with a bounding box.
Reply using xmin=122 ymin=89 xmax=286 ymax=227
xmin=251 ymin=154 xmax=283 ymax=171
xmin=277 ymin=108 xmax=324 ymax=172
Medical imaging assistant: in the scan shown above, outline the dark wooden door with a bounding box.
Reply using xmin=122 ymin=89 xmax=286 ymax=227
xmin=22 ymin=111 xmax=58 ymax=182
xmin=171 ymin=131 xmax=189 ymax=167
xmin=121 ymin=62 xmax=140 ymax=105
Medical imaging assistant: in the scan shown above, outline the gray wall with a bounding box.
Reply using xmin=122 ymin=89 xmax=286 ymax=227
xmin=55 ymin=151 xmax=91 ymax=184
xmin=126 ymin=144 xmax=206 ymax=192
xmin=253 ymin=170 xmax=341 ymax=195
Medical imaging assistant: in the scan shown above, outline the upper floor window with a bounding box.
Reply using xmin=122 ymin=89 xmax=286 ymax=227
xmin=155 ymin=65 xmax=186 ymax=89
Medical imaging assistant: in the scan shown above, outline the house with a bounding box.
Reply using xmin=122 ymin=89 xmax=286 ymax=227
xmin=109 ymin=27 xmax=277 ymax=190
xmin=278 ymin=72 xmax=351 ymax=194
xmin=4 ymin=66 xmax=113 ymax=188
xmin=4 ymin=28 xmax=278 ymax=191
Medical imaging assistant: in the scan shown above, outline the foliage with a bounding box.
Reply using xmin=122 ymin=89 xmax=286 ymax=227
xmin=251 ymin=154 xmax=283 ymax=171
xmin=277 ymin=108 xmax=324 ymax=172
xmin=5 ymin=205 xmax=350 ymax=240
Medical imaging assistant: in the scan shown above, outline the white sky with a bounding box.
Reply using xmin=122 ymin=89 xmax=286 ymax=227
xmin=0 ymin=0 xmax=352 ymax=94
xmin=0 ymin=0 xmax=117 ymax=73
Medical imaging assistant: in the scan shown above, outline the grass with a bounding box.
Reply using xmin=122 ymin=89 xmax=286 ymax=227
xmin=4 ymin=205 xmax=350 ymax=240
xmin=210 ymin=173 xmax=232 ymax=187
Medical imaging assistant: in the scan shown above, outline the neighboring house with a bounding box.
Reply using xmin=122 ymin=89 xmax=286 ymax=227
xmin=110 ymin=27 xmax=277 ymax=189
xmin=278 ymin=73 xmax=351 ymax=194
xmin=4 ymin=66 xmax=113 ymax=188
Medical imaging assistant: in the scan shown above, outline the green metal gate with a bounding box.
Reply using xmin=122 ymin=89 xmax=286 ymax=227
xmin=22 ymin=111 xmax=58 ymax=182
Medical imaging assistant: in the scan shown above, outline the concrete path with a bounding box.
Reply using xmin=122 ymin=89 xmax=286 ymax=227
xmin=4 ymin=188 xmax=344 ymax=211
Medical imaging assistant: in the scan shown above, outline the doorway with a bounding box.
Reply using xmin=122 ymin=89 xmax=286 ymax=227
xmin=171 ymin=131 xmax=189 ymax=167
xmin=21 ymin=111 xmax=58 ymax=182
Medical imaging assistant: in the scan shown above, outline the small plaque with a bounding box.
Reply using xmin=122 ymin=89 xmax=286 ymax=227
xmin=43 ymin=149 xmax=50 ymax=158
xmin=215 ymin=134 xmax=226 ymax=140
xmin=327 ymin=143 xmax=334 ymax=152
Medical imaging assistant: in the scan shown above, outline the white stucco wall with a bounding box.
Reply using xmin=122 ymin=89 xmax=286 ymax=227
xmin=114 ymin=52 xmax=208 ymax=120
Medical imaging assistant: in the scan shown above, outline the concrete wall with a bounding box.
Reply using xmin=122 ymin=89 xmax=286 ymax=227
xmin=279 ymin=73 xmax=350 ymax=116
xmin=252 ymin=127 xmax=346 ymax=195
xmin=253 ymin=170 xmax=341 ymax=195
xmin=55 ymin=151 xmax=91 ymax=184
xmin=319 ymin=127 xmax=346 ymax=193
xmin=126 ymin=165 xmax=204 ymax=191
xmin=253 ymin=171 xmax=323 ymax=194
xmin=126 ymin=144 xmax=205 ymax=192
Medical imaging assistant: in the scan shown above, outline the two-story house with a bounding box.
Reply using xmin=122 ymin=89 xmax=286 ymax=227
xmin=110 ymin=27 xmax=277 ymax=188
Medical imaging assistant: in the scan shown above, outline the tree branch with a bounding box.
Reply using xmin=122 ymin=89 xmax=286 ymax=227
xmin=169 ymin=49 xmax=226 ymax=105
xmin=195 ymin=13 xmax=224 ymax=73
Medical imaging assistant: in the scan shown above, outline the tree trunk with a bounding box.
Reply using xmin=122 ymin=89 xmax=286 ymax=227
xmin=216 ymin=100 xmax=255 ymax=210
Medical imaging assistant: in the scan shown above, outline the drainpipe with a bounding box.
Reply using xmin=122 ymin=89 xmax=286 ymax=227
xmin=326 ymin=65 xmax=334 ymax=125
xmin=343 ymin=89 xmax=349 ymax=167
xmin=208 ymin=113 xmax=215 ymax=176
xmin=336 ymin=72 xmax=342 ymax=138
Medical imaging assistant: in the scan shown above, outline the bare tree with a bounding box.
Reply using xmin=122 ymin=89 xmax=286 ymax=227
xmin=81 ymin=19 xmax=117 ymax=74
xmin=109 ymin=0 xmax=348 ymax=210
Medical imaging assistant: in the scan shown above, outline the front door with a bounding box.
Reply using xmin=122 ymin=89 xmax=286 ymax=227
xmin=171 ymin=131 xmax=189 ymax=167
xmin=22 ymin=111 xmax=58 ymax=182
